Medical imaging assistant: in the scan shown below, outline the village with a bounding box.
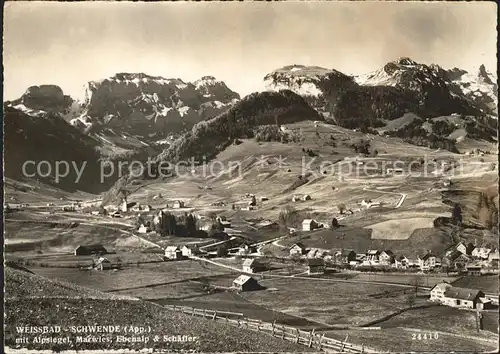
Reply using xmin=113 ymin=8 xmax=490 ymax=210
xmin=62 ymin=190 xmax=499 ymax=315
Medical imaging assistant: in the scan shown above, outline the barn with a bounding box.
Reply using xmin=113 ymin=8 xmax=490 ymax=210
xmin=164 ymin=246 xmax=183 ymax=260
xmin=242 ymin=258 xmax=266 ymax=273
xmin=307 ymin=259 xmax=325 ymax=274
xmin=232 ymin=275 xmax=261 ymax=292
xmin=74 ymin=244 xmax=108 ymax=256
xmin=181 ymin=245 xmax=200 ymax=257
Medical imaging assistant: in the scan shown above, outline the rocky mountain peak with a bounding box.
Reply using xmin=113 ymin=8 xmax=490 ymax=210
xmin=394 ymin=57 xmax=418 ymax=66
xmin=21 ymin=85 xmax=69 ymax=111
xmin=477 ymin=64 xmax=495 ymax=85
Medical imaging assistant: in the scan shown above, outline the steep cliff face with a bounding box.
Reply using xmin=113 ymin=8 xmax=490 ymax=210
xmin=76 ymin=73 xmax=240 ymax=137
xmin=5 ymin=85 xmax=82 ymax=122
xmin=263 ymin=65 xmax=357 ymax=113
xmin=264 ymin=58 xmax=496 ymax=129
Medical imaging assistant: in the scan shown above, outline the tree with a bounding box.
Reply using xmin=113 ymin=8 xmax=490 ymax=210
xmin=451 ymin=203 xmax=463 ymax=226
xmin=406 ymin=294 xmax=416 ymax=308
xmin=185 ymin=213 xmax=198 ymax=235
xmin=250 ymin=195 xmax=257 ymax=206
xmin=411 ymin=275 xmax=424 ymax=294
xmin=216 ymin=245 xmax=228 ymax=257
xmin=331 ymin=218 xmax=339 ymax=229
xmin=156 ymin=211 xmax=177 ymax=236
xmin=337 ymin=203 xmax=346 ymax=215
xmin=278 ymin=205 xmax=299 ymax=229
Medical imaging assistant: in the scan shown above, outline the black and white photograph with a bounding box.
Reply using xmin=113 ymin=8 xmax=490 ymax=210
xmin=3 ymin=1 xmax=499 ymax=353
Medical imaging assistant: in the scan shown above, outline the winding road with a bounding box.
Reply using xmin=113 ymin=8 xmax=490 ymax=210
xmin=362 ymin=185 xmax=407 ymax=209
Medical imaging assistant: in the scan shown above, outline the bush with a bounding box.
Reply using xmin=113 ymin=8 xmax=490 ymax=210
xmin=350 ymin=139 xmax=371 ymax=155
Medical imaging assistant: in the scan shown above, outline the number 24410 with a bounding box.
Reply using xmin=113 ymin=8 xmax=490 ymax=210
xmin=412 ymin=332 xmax=439 ymax=340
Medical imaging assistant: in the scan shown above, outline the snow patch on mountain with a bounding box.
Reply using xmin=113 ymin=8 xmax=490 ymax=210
xmin=265 ymin=58 xmax=497 ymax=117
xmin=264 ymin=65 xmax=332 ymax=97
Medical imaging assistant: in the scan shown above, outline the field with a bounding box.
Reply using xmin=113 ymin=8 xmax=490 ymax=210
xmin=376 ymin=305 xmax=499 ymax=338
xmin=153 ymin=291 xmax=326 ymax=330
xmin=322 ymin=328 xmax=497 ymax=352
xmin=5 ymin=265 xmax=312 ymax=352
xmin=368 ymin=218 xmax=435 ymax=240
xmin=240 ymin=278 xmax=428 ymax=326
xmin=321 ymin=272 xmax=460 ymax=288
xmin=451 ymin=275 xmax=499 ymax=294
xmin=27 ymin=260 xmax=237 ymax=293
xmin=4 ymin=219 xmax=143 ymax=252
xmin=5 ymin=298 xmax=312 ymax=352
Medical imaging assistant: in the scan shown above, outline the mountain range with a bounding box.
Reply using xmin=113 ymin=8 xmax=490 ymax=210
xmin=264 ymin=57 xmax=497 ymax=122
xmin=3 ymin=57 xmax=497 ymax=194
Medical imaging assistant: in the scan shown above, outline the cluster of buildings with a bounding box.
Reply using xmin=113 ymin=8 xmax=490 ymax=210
xmin=287 ymin=241 xmax=499 ymax=274
xmin=163 ymin=244 xmax=201 ymax=260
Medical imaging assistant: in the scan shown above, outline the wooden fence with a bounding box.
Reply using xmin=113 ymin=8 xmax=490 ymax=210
xmin=163 ymin=304 xmax=380 ymax=353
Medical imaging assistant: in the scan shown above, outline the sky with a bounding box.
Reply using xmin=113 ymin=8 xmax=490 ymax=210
xmin=3 ymin=1 xmax=497 ymax=101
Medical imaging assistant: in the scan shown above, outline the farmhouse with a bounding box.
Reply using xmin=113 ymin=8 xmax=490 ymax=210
xmin=137 ymin=224 xmax=150 ymax=234
xmin=443 ymin=287 xmax=485 ymax=309
xmin=302 ymin=219 xmax=318 ymax=232
xmin=307 ymin=259 xmax=325 ymax=274
xmin=365 ymin=250 xmax=381 ymax=264
xmin=173 ymin=200 xmax=185 ymax=209
xmin=448 ymin=242 xmax=475 ymax=256
xmin=232 ymin=275 xmax=261 ymax=292
xmin=338 ymin=250 xmax=357 ymax=264
xmin=429 ymin=282 xmax=452 ymax=302
xmin=465 ymin=264 xmax=483 ymax=276
xmin=242 ymin=258 xmax=266 ymax=273
xmin=394 ymin=255 xmax=409 ymax=269
xmin=238 ymin=243 xmax=257 ymax=255
xmin=418 ymin=252 xmax=441 ymax=270
xmin=430 ymin=283 xmax=487 ymax=309
xmin=445 ymin=251 xmax=470 ymax=269
xmin=74 ymin=244 xmax=108 ymax=256
xmin=109 ymin=211 xmax=122 ymax=218
xmin=164 ymin=246 xmax=182 ymax=260
xmin=488 ymin=249 xmax=499 ymax=264
xmin=180 ymin=245 xmax=200 ymax=257
xmin=472 ymin=247 xmax=492 ymax=260
xmin=379 ymin=250 xmax=395 ymax=265
xmin=289 ymin=243 xmax=307 ymax=257
xmin=94 ymin=257 xmax=112 ymax=271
